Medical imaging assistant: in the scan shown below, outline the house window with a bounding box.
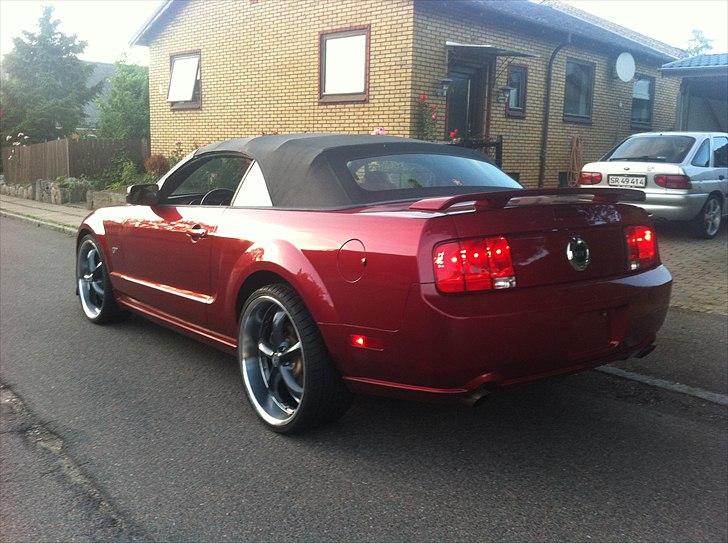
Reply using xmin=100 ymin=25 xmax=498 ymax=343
xmin=563 ymin=59 xmax=594 ymax=122
xmin=167 ymin=52 xmax=201 ymax=109
xmin=506 ymin=65 xmax=527 ymax=117
xmin=319 ymin=27 xmax=369 ymax=103
xmin=631 ymin=75 xmax=654 ymax=127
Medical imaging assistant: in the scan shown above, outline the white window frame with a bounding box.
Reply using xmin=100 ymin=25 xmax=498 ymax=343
xmin=630 ymin=74 xmax=654 ymax=128
xmin=167 ymin=52 xmax=201 ymax=108
xmin=319 ymin=27 xmax=369 ymax=103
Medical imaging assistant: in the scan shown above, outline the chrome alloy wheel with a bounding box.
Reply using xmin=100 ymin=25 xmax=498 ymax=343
xmin=77 ymin=239 xmax=105 ymax=319
xmin=240 ymin=296 xmax=304 ymax=426
xmin=703 ymin=197 xmax=722 ymax=237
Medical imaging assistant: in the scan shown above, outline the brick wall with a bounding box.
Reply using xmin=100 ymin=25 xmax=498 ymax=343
xmin=412 ymin=3 xmax=681 ymax=187
xmin=147 ymin=0 xmax=680 ymax=188
xmin=148 ymin=0 xmax=415 ymax=156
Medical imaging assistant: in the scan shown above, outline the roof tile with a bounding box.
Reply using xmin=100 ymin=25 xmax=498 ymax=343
xmin=662 ymin=53 xmax=728 ymax=70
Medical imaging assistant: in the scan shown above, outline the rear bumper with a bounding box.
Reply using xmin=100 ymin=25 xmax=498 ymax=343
xmin=580 ymin=186 xmax=708 ymax=221
xmin=639 ymin=192 xmax=707 ymax=221
xmin=324 ymin=265 xmax=672 ymax=401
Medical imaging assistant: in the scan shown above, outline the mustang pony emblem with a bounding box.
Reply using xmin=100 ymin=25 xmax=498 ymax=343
xmin=566 ymin=236 xmax=590 ymax=271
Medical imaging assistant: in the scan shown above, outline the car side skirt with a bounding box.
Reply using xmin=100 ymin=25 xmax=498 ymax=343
xmin=116 ymin=293 xmax=238 ymax=355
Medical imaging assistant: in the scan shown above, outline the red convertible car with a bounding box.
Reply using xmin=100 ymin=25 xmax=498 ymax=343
xmin=76 ymin=134 xmax=671 ymax=432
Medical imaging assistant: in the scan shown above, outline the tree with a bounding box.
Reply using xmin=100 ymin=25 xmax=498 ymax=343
xmin=97 ymin=62 xmax=150 ymax=139
xmin=684 ymin=29 xmax=713 ymax=58
xmin=0 ymin=6 xmax=100 ymax=143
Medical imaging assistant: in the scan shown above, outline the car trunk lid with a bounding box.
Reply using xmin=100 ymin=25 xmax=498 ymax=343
xmin=413 ymin=189 xmax=646 ymax=288
xmin=581 ymin=161 xmax=686 ymax=190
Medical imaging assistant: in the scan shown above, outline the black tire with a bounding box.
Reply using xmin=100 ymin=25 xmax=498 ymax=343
xmin=692 ymin=194 xmax=723 ymax=239
xmin=238 ymin=283 xmax=351 ymax=433
xmin=76 ymin=234 xmax=123 ymax=324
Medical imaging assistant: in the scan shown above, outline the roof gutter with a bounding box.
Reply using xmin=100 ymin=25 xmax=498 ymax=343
xmin=538 ymin=32 xmax=571 ymax=188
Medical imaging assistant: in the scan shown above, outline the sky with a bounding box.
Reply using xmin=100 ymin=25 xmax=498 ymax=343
xmin=0 ymin=0 xmax=164 ymax=66
xmin=0 ymin=0 xmax=726 ymax=67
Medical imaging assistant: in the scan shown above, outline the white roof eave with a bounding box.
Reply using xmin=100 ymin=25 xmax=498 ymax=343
xmin=445 ymin=41 xmax=538 ymax=58
xmin=129 ymin=0 xmax=175 ymax=47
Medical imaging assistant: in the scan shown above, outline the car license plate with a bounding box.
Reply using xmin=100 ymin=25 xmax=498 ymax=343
xmin=608 ymin=174 xmax=646 ymax=188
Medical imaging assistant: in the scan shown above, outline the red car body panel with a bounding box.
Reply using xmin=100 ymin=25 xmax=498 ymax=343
xmin=78 ymin=195 xmax=671 ymax=402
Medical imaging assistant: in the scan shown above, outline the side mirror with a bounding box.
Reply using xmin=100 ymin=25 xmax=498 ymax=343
xmin=126 ymin=183 xmax=159 ymax=206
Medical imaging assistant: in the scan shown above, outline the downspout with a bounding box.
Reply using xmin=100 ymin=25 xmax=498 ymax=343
xmin=538 ymin=33 xmax=571 ymax=188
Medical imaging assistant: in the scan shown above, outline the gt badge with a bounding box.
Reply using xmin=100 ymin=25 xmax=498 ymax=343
xmin=566 ymin=236 xmax=590 ymax=271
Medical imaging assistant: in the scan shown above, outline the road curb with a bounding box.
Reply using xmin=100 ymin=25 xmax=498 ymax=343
xmin=597 ymin=366 xmax=728 ymax=406
xmin=0 ymin=209 xmax=76 ymax=236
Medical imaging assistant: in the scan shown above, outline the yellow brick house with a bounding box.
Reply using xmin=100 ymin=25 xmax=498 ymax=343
xmin=131 ymin=0 xmax=683 ymax=187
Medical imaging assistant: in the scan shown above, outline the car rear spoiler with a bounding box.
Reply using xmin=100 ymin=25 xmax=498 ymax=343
xmin=408 ymin=188 xmax=645 ymax=212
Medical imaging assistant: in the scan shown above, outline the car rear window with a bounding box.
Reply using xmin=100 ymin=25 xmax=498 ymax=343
xmin=605 ymin=135 xmax=696 ymax=163
xmin=346 ymin=153 xmax=521 ymax=192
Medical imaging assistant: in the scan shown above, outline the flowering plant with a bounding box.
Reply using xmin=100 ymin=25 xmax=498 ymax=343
xmin=370 ymin=127 xmax=388 ymax=136
xmin=415 ymin=93 xmax=439 ymax=141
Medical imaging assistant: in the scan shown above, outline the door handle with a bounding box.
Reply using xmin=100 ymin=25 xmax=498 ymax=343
xmin=187 ymin=225 xmax=208 ymax=239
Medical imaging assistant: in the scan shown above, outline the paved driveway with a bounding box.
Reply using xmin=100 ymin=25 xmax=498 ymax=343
xmin=656 ymin=223 xmax=727 ymax=316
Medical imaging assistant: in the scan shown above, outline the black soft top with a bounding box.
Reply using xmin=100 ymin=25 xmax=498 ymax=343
xmin=196 ymin=134 xmax=503 ymax=209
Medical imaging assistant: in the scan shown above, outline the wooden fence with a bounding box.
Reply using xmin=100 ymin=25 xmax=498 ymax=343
xmin=1 ymin=138 xmax=150 ymax=185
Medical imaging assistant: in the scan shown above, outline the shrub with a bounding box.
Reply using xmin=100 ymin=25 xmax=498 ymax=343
xmin=120 ymin=160 xmax=139 ymax=187
xmin=144 ymin=154 xmax=170 ymax=178
xmin=168 ymin=141 xmax=185 ymax=166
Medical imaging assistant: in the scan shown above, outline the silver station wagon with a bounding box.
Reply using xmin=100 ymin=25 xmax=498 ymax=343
xmin=580 ymin=132 xmax=728 ymax=238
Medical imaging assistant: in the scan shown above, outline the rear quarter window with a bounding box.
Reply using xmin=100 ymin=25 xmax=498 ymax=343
xmin=691 ymin=139 xmax=711 ymax=167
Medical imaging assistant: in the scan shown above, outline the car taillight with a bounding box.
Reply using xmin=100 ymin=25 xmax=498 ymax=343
xmin=579 ymin=172 xmax=603 ymax=185
xmin=433 ymin=236 xmax=516 ymax=293
xmin=654 ymin=174 xmax=692 ymax=189
xmin=624 ymin=226 xmax=658 ymax=271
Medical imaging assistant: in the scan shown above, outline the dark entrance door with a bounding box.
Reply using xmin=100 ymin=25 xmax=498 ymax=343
xmin=446 ymin=66 xmax=485 ymax=139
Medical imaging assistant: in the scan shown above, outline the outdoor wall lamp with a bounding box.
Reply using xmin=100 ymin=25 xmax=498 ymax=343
xmin=438 ymin=77 xmax=453 ymax=96
xmin=496 ymin=86 xmax=514 ymax=103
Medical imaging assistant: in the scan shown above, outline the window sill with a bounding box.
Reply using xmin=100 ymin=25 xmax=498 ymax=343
xmin=319 ymin=93 xmax=368 ymax=104
xmin=170 ymin=102 xmax=202 ymax=111
xmin=630 ymin=122 xmax=652 ymax=131
xmin=563 ymin=115 xmax=592 ymax=125
xmin=506 ymin=109 xmax=525 ymax=119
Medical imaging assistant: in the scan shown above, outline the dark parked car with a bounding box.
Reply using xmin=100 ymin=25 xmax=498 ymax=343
xmin=76 ymin=135 xmax=671 ymax=432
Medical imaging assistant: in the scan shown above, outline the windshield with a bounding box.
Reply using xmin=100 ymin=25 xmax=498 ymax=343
xmin=346 ymin=153 xmax=521 ymax=192
xmin=605 ymin=135 xmax=695 ymax=163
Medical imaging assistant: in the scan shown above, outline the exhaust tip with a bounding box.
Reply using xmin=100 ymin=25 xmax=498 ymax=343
xmin=471 ymin=394 xmax=491 ymax=408
xmin=462 ymin=385 xmax=495 ymax=407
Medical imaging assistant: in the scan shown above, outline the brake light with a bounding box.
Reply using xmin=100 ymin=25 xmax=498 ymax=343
xmin=433 ymin=236 xmax=516 ymax=293
xmin=624 ymin=226 xmax=658 ymax=271
xmin=579 ymin=172 xmax=603 ymax=185
xmin=654 ymin=174 xmax=691 ymax=189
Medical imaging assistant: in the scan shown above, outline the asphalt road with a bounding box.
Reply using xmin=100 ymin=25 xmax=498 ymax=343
xmin=1 ymin=217 xmax=727 ymax=542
